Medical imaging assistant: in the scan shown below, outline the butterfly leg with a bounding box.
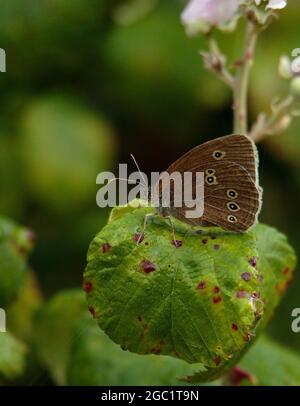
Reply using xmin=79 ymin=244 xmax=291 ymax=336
xmin=136 ymin=212 xmax=155 ymax=245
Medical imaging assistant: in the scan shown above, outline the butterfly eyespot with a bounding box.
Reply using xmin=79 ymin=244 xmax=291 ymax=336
xmin=227 ymin=189 xmax=238 ymax=199
xmin=205 ymin=175 xmax=218 ymax=185
xmin=228 ymin=215 xmax=237 ymax=223
xmin=213 ymin=150 xmax=226 ymax=160
xmin=227 ymin=202 xmax=240 ymax=212
xmin=206 ymin=169 xmax=215 ymax=175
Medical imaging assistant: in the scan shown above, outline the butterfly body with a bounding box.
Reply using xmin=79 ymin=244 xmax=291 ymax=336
xmin=155 ymin=134 xmax=262 ymax=233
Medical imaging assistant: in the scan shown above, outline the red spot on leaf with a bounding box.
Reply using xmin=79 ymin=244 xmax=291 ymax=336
xmin=102 ymin=243 xmax=111 ymax=253
xmin=213 ymin=295 xmax=222 ymax=304
xmin=172 ymin=240 xmax=182 ymax=248
xmin=243 ymin=333 xmax=251 ymax=342
xmin=236 ymin=290 xmax=248 ymax=299
xmin=197 ymin=281 xmax=206 ymax=290
xmin=133 ymin=233 xmax=144 ymax=244
xmin=141 ymin=259 xmax=156 ymax=274
xmin=211 ymin=236 xmax=217 ymax=240
xmin=214 ymin=356 xmax=221 ymax=366
xmin=88 ymin=305 xmax=96 ymax=318
xmin=241 ymin=272 xmax=251 ymax=281
xmin=249 ymin=257 xmax=257 ymax=268
xmin=251 ymin=291 xmax=260 ymax=299
xmin=213 ymin=244 xmax=221 ymax=251
xmin=283 ymin=267 xmax=290 ymax=275
xmin=232 ymin=323 xmax=238 ymax=331
xmin=83 ymin=281 xmax=93 ymax=293
xmin=202 ymin=239 xmax=208 ymax=244
xmin=213 ymin=286 xmax=221 ymax=294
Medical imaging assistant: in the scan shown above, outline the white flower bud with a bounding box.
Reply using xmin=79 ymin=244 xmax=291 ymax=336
xmin=278 ymin=56 xmax=293 ymax=80
xmin=254 ymin=0 xmax=287 ymax=9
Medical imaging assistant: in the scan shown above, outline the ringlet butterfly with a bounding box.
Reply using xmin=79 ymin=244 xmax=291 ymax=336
xmin=153 ymin=134 xmax=262 ymax=233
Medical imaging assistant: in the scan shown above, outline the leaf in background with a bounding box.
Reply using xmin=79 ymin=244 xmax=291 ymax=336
xmin=33 ymin=289 xmax=86 ymax=385
xmin=0 ymin=216 xmax=34 ymax=306
xmin=84 ymin=201 xmax=264 ymax=376
xmin=67 ymin=313 xmax=206 ymax=386
xmin=7 ymin=271 xmax=43 ymax=343
xmin=239 ymin=335 xmax=300 ymax=386
xmin=20 ymin=94 xmax=116 ymax=212
xmin=0 ymin=332 xmax=27 ymax=382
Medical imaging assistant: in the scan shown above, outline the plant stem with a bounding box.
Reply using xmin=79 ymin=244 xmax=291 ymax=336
xmin=206 ymin=36 xmax=234 ymax=88
xmin=233 ymin=22 xmax=258 ymax=134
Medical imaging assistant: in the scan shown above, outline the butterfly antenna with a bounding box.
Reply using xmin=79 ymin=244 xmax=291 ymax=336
xmin=130 ymin=153 xmax=147 ymax=187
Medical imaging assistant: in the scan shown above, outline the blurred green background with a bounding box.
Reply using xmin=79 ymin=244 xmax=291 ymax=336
xmin=0 ymin=0 xmax=300 ymax=385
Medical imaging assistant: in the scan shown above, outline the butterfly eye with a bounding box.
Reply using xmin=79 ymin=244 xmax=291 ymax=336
xmin=227 ymin=202 xmax=240 ymax=212
xmin=205 ymin=175 xmax=218 ymax=185
xmin=228 ymin=215 xmax=237 ymax=223
xmin=213 ymin=150 xmax=226 ymax=160
xmin=206 ymin=169 xmax=215 ymax=175
xmin=227 ymin=189 xmax=238 ymax=199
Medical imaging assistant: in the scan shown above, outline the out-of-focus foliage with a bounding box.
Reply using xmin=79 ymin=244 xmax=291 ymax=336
xmin=0 ymin=332 xmax=27 ymax=383
xmin=0 ymin=136 xmax=24 ymax=216
xmin=0 ymin=216 xmax=34 ymax=305
xmin=20 ymin=94 xmax=116 ymax=212
xmin=33 ymin=289 xmax=87 ymax=385
xmin=240 ymin=335 xmax=300 ymax=386
xmin=7 ymin=271 xmax=43 ymax=343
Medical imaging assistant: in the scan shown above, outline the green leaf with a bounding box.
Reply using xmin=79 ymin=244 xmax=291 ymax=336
xmin=0 ymin=332 xmax=27 ymax=382
xmin=239 ymin=335 xmax=300 ymax=386
xmin=0 ymin=216 xmax=33 ymax=306
xmin=84 ymin=201 xmax=265 ymax=375
xmin=84 ymin=201 xmax=296 ymax=382
xmin=33 ymin=289 xmax=86 ymax=385
xmin=67 ymin=313 xmax=206 ymax=386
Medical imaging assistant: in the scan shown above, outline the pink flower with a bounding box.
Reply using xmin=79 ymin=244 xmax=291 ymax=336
xmin=181 ymin=0 xmax=243 ymax=34
xmin=181 ymin=0 xmax=288 ymax=35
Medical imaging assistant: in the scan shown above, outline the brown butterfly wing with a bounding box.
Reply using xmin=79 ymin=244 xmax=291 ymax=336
xmin=167 ymin=134 xmax=258 ymax=185
xmin=164 ymin=134 xmax=262 ymax=232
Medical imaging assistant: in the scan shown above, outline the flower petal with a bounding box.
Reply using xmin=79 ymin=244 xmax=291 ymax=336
xmin=181 ymin=0 xmax=243 ymax=27
xmin=266 ymin=0 xmax=287 ymax=9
